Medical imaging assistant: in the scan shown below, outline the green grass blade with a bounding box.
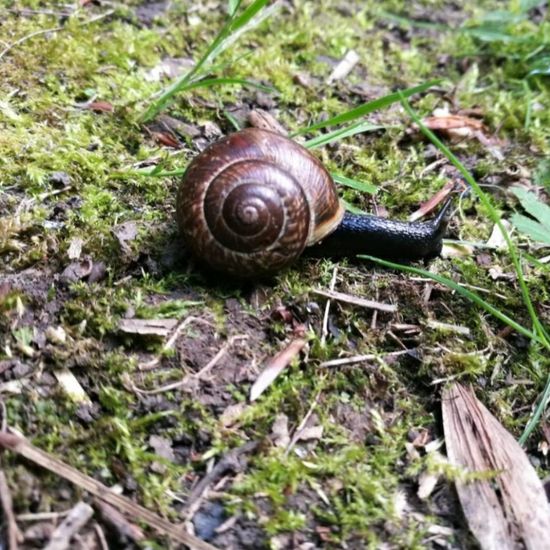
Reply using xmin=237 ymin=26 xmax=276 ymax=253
xmin=304 ymin=121 xmax=384 ymax=149
xmin=341 ymin=199 xmax=367 ymax=215
xmin=399 ymin=95 xmax=550 ymax=351
xmin=519 ymin=375 xmax=550 ymax=446
xmin=228 ymin=0 xmax=241 ymax=16
xmin=358 ymin=255 xmax=543 ymax=345
xmin=332 ymin=173 xmax=377 ymax=194
xmin=140 ymin=0 xmax=273 ymax=122
xmin=291 ymin=80 xmax=439 ymax=137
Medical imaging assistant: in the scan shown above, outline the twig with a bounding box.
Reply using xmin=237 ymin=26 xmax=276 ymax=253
xmin=43 ymin=501 xmax=94 ymax=550
xmin=132 ymin=335 xmax=247 ymax=394
xmin=321 ymin=267 xmax=338 ymax=346
xmin=312 ymin=289 xmax=397 ymax=313
xmin=93 ymin=523 xmax=109 ymax=550
xmin=318 ymin=349 xmax=414 ymax=368
xmin=0 ymin=399 xmax=7 ymax=432
xmin=182 ymin=441 xmax=258 ymax=521
xmin=17 ymin=511 xmax=70 ymax=522
xmin=0 ymin=11 xmax=114 ymax=63
xmin=284 ymin=392 xmax=321 ymax=457
xmin=0 ymin=470 xmax=22 ymax=549
xmin=0 ymin=432 xmax=219 ymax=550
xmin=0 ymin=26 xmax=64 ymax=62
xmin=138 ymin=316 xmax=211 ymax=370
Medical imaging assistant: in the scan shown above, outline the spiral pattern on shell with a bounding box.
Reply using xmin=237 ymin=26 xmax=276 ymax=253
xmin=176 ymin=128 xmax=344 ymax=277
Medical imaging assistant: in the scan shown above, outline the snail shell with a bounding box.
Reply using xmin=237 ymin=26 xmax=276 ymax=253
xmin=176 ymin=128 xmax=344 ymax=277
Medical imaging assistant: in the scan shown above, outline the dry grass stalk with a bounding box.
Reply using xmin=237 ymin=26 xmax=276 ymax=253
xmin=442 ymin=383 xmax=550 ymax=550
xmin=43 ymin=501 xmax=93 ymax=550
xmin=0 ymin=432 xmax=219 ymax=550
xmin=312 ymin=288 xmax=397 ymax=313
xmin=0 ymin=469 xmax=22 ymax=549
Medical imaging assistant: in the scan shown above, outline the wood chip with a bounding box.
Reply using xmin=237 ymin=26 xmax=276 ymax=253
xmin=250 ymin=338 xmax=307 ymax=401
xmin=118 ymin=318 xmax=178 ymax=337
xmin=327 ymin=50 xmax=360 ymax=83
xmin=0 ymin=432 xmax=219 ymax=550
xmin=53 ymin=368 xmax=91 ymax=404
xmin=312 ymin=289 xmax=397 ymax=313
xmin=442 ymin=383 xmax=550 ymax=550
xmin=43 ymin=501 xmax=93 ymax=550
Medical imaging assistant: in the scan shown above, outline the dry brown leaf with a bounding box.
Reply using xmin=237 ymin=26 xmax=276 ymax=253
xmin=249 ymin=338 xmax=307 ymax=401
xmin=442 ymin=383 xmax=550 ymax=550
xmin=85 ymin=101 xmax=114 ymax=113
xmin=408 ymin=181 xmax=456 ymax=222
xmin=423 ymin=113 xmax=485 ymax=134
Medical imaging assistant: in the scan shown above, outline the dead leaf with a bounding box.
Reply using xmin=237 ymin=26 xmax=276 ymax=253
xmin=408 ymin=181 xmax=456 ymax=222
xmin=85 ymin=101 xmax=114 ymax=113
xmin=248 ymin=109 xmax=288 ymax=136
xmin=60 ymin=258 xmax=93 ymax=283
xmin=112 ymin=221 xmax=138 ymax=259
xmin=271 ymin=414 xmax=290 ymax=448
xmin=249 ymin=338 xmax=307 ymax=401
xmin=150 ymin=131 xmax=182 ymax=149
xmin=486 ymin=220 xmax=512 ymax=250
xmin=442 ymin=383 xmax=550 ymax=550
xmin=422 ymin=113 xmax=485 ymax=135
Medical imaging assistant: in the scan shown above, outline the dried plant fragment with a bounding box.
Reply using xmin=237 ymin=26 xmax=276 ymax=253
xmin=250 ymin=338 xmax=307 ymax=401
xmin=442 ymin=383 xmax=550 ymax=550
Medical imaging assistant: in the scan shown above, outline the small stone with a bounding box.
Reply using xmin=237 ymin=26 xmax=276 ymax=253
xmin=49 ymin=171 xmax=72 ymax=188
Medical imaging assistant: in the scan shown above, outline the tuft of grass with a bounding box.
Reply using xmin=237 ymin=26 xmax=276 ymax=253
xmin=140 ymin=0 xmax=278 ymax=122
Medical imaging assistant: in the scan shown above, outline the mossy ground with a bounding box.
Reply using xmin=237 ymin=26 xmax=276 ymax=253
xmin=1 ymin=0 xmax=549 ymax=548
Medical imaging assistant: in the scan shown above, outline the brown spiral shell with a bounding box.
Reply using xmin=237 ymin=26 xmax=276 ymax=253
xmin=176 ymin=128 xmax=344 ymax=277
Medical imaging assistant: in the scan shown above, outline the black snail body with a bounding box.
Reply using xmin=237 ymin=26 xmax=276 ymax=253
xmin=176 ymin=128 xmax=449 ymax=277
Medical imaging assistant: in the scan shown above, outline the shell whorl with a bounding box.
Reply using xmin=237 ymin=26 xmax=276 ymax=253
xmin=176 ymin=128 xmax=344 ymax=277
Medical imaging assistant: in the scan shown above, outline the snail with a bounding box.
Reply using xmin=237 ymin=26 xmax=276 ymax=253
xmin=176 ymin=128 xmax=450 ymax=277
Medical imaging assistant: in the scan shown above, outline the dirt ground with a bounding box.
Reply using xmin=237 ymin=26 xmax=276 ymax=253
xmin=1 ymin=0 xmax=549 ymax=548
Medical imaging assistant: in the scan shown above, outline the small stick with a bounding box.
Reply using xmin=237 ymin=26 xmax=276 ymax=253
xmin=284 ymin=392 xmax=321 ymax=457
xmin=318 ymin=349 xmax=414 ymax=368
xmin=43 ymin=501 xmax=94 ymax=550
xmin=321 ymin=267 xmax=338 ymax=346
xmin=132 ymin=335 xmax=247 ymax=394
xmin=0 ymin=470 xmax=22 ymax=549
xmin=312 ymin=289 xmax=397 ymax=313
xmin=0 ymin=432 xmax=219 ymax=550
xmin=139 ymin=316 xmax=211 ymax=370
xmin=182 ymin=441 xmax=258 ymax=521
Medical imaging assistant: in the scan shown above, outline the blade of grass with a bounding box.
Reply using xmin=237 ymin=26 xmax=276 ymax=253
xmin=291 ymin=80 xmax=440 ymax=137
xmin=332 ymin=173 xmax=377 ymax=194
xmin=359 ymin=255 xmax=543 ymax=345
xmin=341 ymin=199 xmax=367 ymax=215
xmin=399 ymin=94 xmax=549 ymax=350
xmin=140 ymin=0 xmax=274 ymax=122
xmin=304 ymin=121 xmax=385 ymax=149
xmin=519 ymin=376 xmax=550 ymax=446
